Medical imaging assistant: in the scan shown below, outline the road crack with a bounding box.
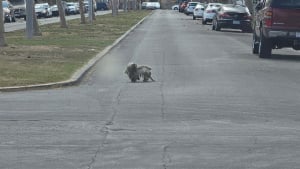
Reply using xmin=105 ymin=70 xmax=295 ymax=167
xmin=162 ymin=145 xmax=172 ymax=169
xmin=85 ymin=86 xmax=123 ymax=169
xmin=160 ymin=52 xmax=166 ymax=120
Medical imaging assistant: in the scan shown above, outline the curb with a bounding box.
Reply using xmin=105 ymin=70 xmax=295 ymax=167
xmin=0 ymin=13 xmax=150 ymax=92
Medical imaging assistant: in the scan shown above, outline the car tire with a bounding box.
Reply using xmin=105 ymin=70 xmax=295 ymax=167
xmin=212 ymin=20 xmax=215 ymax=30
xmin=202 ymin=19 xmax=206 ymax=25
xmin=252 ymin=33 xmax=259 ymax=54
xmin=215 ymin=21 xmax=221 ymax=31
xmin=258 ymin=29 xmax=272 ymax=58
xmin=193 ymin=15 xmax=195 ymax=20
xmin=174 ymin=7 xmax=178 ymax=10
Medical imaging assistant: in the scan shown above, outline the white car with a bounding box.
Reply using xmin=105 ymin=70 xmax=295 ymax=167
xmin=35 ymin=3 xmax=52 ymax=18
xmin=202 ymin=3 xmax=222 ymax=24
xmin=146 ymin=2 xmax=160 ymax=10
xmin=184 ymin=2 xmax=199 ymax=15
xmin=171 ymin=4 xmax=179 ymax=10
xmin=192 ymin=4 xmax=205 ymax=20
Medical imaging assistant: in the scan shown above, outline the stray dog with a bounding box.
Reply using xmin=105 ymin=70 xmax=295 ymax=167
xmin=125 ymin=62 xmax=155 ymax=82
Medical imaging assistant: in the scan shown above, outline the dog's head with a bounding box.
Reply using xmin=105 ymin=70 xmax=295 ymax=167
xmin=125 ymin=62 xmax=137 ymax=75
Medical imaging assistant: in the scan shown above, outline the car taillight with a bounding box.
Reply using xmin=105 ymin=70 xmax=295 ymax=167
xmin=264 ymin=9 xmax=273 ymax=27
xmin=243 ymin=14 xmax=252 ymax=20
xmin=219 ymin=13 xmax=230 ymax=19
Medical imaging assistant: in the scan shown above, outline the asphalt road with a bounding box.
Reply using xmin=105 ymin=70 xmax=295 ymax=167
xmin=1 ymin=10 xmax=300 ymax=169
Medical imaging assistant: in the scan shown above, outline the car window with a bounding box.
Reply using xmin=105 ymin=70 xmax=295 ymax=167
xmin=272 ymin=0 xmax=300 ymax=8
xmin=189 ymin=2 xmax=198 ymax=6
xmin=2 ymin=1 xmax=8 ymax=8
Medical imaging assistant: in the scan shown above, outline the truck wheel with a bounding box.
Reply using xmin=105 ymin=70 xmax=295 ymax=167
xmin=259 ymin=29 xmax=272 ymax=58
xmin=252 ymin=33 xmax=259 ymax=54
xmin=215 ymin=21 xmax=221 ymax=31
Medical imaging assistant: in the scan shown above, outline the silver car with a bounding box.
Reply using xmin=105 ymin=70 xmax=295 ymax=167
xmin=184 ymin=2 xmax=199 ymax=15
xmin=193 ymin=4 xmax=205 ymax=20
xmin=202 ymin=3 xmax=222 ymax=24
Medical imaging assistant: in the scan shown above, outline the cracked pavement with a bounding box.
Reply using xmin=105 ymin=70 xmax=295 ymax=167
xmin=1 ymin=10 xmax=300 ymax=169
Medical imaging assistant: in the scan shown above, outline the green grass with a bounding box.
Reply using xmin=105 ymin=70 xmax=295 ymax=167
xmin=0 ymin=11 xmax=151 ymax=87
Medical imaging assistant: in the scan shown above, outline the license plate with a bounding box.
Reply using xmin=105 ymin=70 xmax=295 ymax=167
xmin=233 ymin=20 xmax=240 ymax=24
xmin=296 ymin=32 xmax=300 ymax=38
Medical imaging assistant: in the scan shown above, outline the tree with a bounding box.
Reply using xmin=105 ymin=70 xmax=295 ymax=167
xmin=79 ymin=0 xmax=86 ymax=24
xmin=33 ymin=4 xmax=42 ymax=36
xmin=123 ymin=0 xmax=128 ymax=12
xmin=26 ymin=0 xmax=41 ymax=38
xmin=244 ymin=0 xmax=254 ymax=14
xmin=0 ymin=1 xmax=7 ymax=47
xmin=57 ymin=0 xmax=68 ymax=28
xmin=112 ymin=0 xmax=119 ymax=16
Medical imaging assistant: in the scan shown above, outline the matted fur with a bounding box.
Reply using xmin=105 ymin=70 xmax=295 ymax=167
xmin=125 ymin=63 xmax=155 ymax=82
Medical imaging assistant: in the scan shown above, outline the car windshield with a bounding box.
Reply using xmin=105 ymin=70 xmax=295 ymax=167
xmin=272 ymin=0 xmax=300 ymax=8
xmin=207 ymin=3 xmax=222 ymax=9
xmin=189 ymin=2 xmax=198 ymax=6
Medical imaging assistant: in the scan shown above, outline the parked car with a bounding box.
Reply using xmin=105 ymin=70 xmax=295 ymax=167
xmin=84 ymin=0 xmax=97 ymax=12
xmin=142 ymin=2 xmax=147 ymax=9
xmin=212 ymin=4 xmax=252 ymax=32
xmin=50 ymin=5 xmax=59 ymax=16
xmin=202 ymin=3 xmax=222 ymax=24
xmin=2 ymin=0 xmax=16 ymax=23
xmin=66 ymin=2 xmax=79 ymax=14
xmin=35 ymin=3 xmax=52 ymax=18
xmin=50 ymin=1 xmax=69 ymax=17
xmin=193 ymin=3 xmax=205 ymax=20
xmin=179 ymin=1 xmax=187 ymax=13
xmin=145 ymin=2 xmax=160 ymax=10
xmin=97 ymin=2 xmax=108 ymax=10
xmin=171 ymin=4 xmax=179 ymax=10
xmin=10 ymin=0 xmax=26 ymax=20
xmin=184 ymin=2 xmax=199 ymax=15
xmin=252 ymin=0 xmax=300 ymax=58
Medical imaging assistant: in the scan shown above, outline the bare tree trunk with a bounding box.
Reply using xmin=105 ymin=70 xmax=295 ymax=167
xmin=112 ymin=0 xmax=117 ymax=16
xmin=112 ymin=0 xmax=119 ymax=16
xmin=92 ymin=10 xmax=96 ymax=21
xmin=134 ymin=0 xmax=137 ymax=10
xmin=0 ymin=2 xmax=7 ymax=47
xmin=123 ymin=0 xmax=127 ymax=12
xmin=244 ymin=0 xmax=254 ymax=14
xmin=79 ymin=0 xmax=86 ymax=24
xmin=33 ymin=1 xmax=42 ymax=36
xmin=57 ymin=0 xmax=68 ymax=28
xmin=92 ymin=0 xmax=96 ymax=21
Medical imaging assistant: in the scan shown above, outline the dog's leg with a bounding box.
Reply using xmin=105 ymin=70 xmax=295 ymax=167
xmin=149 ymin=76 xmax=155 ymax=81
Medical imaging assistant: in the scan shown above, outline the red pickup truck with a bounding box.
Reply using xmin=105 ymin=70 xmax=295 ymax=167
xmin=252 ymin=0 xmax=300 ymax=58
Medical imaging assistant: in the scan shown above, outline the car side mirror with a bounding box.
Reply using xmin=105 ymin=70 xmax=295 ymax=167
xmin=255 ymin=2 xmax=263 ymax=11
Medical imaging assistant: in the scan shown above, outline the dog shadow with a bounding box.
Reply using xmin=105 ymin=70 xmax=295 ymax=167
xmin=127 ymin=81 xmax=156 ymax=83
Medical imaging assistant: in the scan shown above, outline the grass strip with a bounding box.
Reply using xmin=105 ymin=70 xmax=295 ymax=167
xmin=0 ymin=10 xmax=151 ymax=87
